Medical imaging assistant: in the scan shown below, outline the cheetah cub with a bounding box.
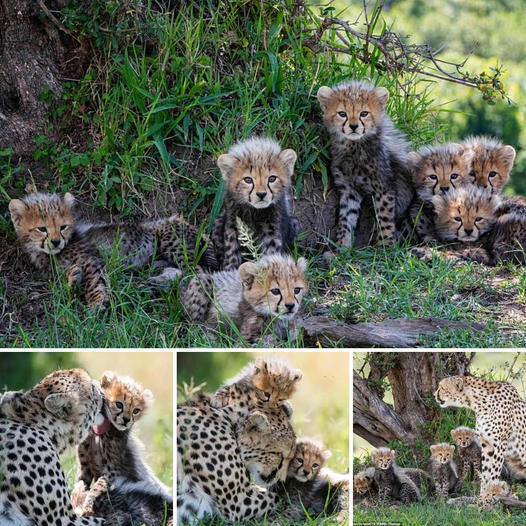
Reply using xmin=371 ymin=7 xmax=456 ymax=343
xmin=211 ymin=357 xmax=302 ymax=409
xmin=407 ymin=143 xmax=473 ymax=241
xmin=448 ymin=480 xmax=512 ymax=508
xmin=212 ymin=137 xmax=300 ymax=270
xmin=72 ymin=371 xmax=172 ymax=524
xmin=9 ymin=192 xmax=108 ymax=308
xmin=429 ymin=443 xmax=458 ymax=499
xmin=371 ymin=447 xmax=420 ymax=504
xmin=180 ymin=254 xmax=307 ymax=345
xmin=450 ymin=426 xmax=482 ymax=489
xmin=462 ymin=136 xmax=516 ymax=194
xmin=354 ymin=467 xmax=378 ymax=506
xmin=317 ymin=80 xmax=413 ymax=248
xmin=278 ymin=438 xmax=349 ymax=522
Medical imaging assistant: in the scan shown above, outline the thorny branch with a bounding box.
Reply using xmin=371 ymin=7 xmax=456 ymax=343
xmin=300 ymin=0 xmax=509 ymax=103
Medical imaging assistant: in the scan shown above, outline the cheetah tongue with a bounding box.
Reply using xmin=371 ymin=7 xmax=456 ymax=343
xmin=92 ymin=416 xmax=111 ymax=435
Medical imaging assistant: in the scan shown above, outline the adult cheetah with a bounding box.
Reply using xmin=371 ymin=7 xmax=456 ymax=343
xmin=435 ymin=375 xmax=526 ymax=497
xmin=177 ymin=393 xmax=296 ymax=523
xmin=0 ymin=368 xmax=105 ymax=526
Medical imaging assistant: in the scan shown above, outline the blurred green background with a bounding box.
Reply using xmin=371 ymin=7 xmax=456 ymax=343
xmin=178 ymin=351 xmax=349 ymax=474
xmin=353 ymin=351 xmax=526 ymax=459
xmin=336 ymin=0 xmax=526 ymax=195
xmin=0 ymin=351 xmax=173 ymax=489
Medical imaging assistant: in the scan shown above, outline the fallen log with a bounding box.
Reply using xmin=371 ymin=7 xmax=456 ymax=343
xmin=299 ymin=315 xmax=486 ymax=348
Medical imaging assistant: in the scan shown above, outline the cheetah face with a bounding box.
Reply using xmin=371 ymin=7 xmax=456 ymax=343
xmin=317 ymin=82 xmax=389 ymax=142
xmin=435 ymin=376 xmax=472 ymax=409
xmin=101 ymin=371 xmax=153 ymax=431
xmin=451 ymin=427 xmax=475 ymax=448
xmin=217 ymin=139 xmax=296 ymax=209
xmin=432 ymin=187 xmax=499 ymax=243
xmin=371 ymin=447 xmax=395 ymax=470
xmin=354 ymin=471 xmax=372 ymax=494
xmin=237 ymin=407 xmax=296 ymax=487
xmin=288 ymin=438 xmax=330 ymax=482
xmin=408 ymin=145 xmax=472 ymax=201
xmin=239 ymin=255 xmax=307 ymax=319
xmin=9 ymin=193 xmax=75 ymax=256
xmin=430 ymin=443 xmax=455 ymax=464
xmin=468 ymin=144 xmax=515 ymax=193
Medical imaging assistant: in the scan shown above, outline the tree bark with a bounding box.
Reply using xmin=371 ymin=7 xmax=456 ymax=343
xmin=353 ymin=352 xmax=475 ymax=447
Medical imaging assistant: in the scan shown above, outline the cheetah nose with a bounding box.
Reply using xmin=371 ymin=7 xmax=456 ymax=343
xmin=122 ymin=417 xmax=130 ymax=425
xmin=440 ymin=186 xmax=449 ymax=193
xmin=303 ymin=469 xmax=309 ymax=476
xmin=349 ymin=124 xmax=358 ymax=132
xmin=285 ymin=303 xmax=295 ymax=312
xmin=256 ymin=191 xmax=267 ymax=200
xmin=464 ymin=228 xmax=473 ymax=236
xmin=50 ymin=239 xmax=61 ymax=248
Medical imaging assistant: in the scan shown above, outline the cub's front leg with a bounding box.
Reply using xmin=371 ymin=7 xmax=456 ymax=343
xmin=222 ymin=215 xmax=242 ymax=270
xmin=334 ymin=170 xmax=363 ymax=249
xmin=374 ymin=189 xmax=396 ymax=246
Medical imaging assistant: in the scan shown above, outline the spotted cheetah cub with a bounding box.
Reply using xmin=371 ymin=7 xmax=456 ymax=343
xmin=448 ymin=480 xmax=512 ymax=508
xmin=211 ymin=357 xmax=302 ymax=410
xmin=278 ymin=438 xmax=349 ymax=521
xmin=354 ymin=467 xmax=378 ymax=506
xmin=9 ymin=192 xmax=108 ymax=308
xmin=450 ymin=426 xmax=482 ymax=489
xmin=317 ymin=80 xmax=414 ymax=248
xmin=462 ymin=136 xmax=516 ymax=194
xmin=371 ymin=447 xmax=420 ymax=504
xmin=429 ymin=443 xmax=458 ymax=499
xmin=181 ymin=254 xmax=307 ymax=345
xmin=407 ymin=143 xmax=473 ymax=241
xmin=212 ymin=137 xmax=300 ymax=270
xmin=72 ymin=372 xmax=172 ymax=523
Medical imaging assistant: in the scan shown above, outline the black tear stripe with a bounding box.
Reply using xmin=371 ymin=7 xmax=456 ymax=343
xmin=432 ymin=181 xmax=438 ymax=194
xmin=267 ymin=181 xmax=274 ymax=196
xmin=248 ymin=182 xmax=254 ymax=203
xmin=261 ymin=455 xmax=284 ymax=484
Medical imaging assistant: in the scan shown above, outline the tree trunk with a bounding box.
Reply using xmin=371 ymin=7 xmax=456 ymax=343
xmin=353 ymin=352 xmax=475 ymax=447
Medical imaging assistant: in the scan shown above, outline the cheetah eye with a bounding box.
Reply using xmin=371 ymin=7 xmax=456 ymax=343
xmin=337 ymin=111 xmax=347 ymax=118
xmin=37 ymin=226 xmax=48 ymax=233
xmin=270 ymin=288 xmax=281 ymax=296
xmin=60 ymin=225 xmax=69 ymax=232
xmin=294 ymin=287 xmax=302 ymax=295
xmin=475 ymin=217 xmax=484 ymax=222
xmin=263 ymin=391 xmax=271 ymax=400
xmin=488 ymin=171 xmax=497 ymax=178
xmin=428 ymin=174 xmax=437 ymax=180
xmin=454 ymin=217 xmax=462 ymax=223
xmin=115 ymin=401 xmax=124 ymax=410
xmin=132 ymin=408 xmax=141 ymax=415
xmin=268 ymin=175 xmax=277 ymax=183
xmin=470 ymin=171 xmax=476 ymax=179
xmin=360 ymin=111 xmax=369 ymax=118
xmin=296 ymin=458 xmax=303 ymax=465
xmin=312 ymin=463 xmax=319 ymax=468
xmin=243 ymin=176 xmax=253 ymax=184
xmin=450 ymin=173 xmax=459 ymax=180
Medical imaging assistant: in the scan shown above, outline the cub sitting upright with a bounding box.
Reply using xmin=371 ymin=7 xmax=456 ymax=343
xmin=181 ymin=254 xmax=307 ymax=345
xmin=450 ymin=426 xmax=482 ymax=489
xmin=317 ymin=80 xmax=413 ymax=248
xmin=212 ymin=137 xmax=300 ymax=270
xmin=429 ymin=443 xmax=458 ymax=499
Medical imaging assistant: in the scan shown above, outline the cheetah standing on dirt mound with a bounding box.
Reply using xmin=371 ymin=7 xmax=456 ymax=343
xmin=177 ymin=393 xmax=296 ymax=524
xmin=0 ymin=368 xmax=105 ymax=526
xmin=435 ymin=375 xmax=526 ymax=498
xmin=212 ymin=137 xmax=300 ymax=270
xmin=317 ymin=80 xmax=414 ymax=248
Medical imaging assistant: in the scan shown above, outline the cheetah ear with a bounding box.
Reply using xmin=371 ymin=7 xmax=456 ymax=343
xmin=455 ymin=377 xmax=464 ymax=391
xmin=500 ymin=145 xmax=516 ymax=167
xmin=143 ymin=389 xmax=154 ymax=407
xmin=238 ymin=262 xmax=259 ymax=289
xmin=101 ymin=371 xmax=116 ymax=389
xmin=430 ymin=445 xmax=437 ymax=454
xmin=406 ymin=151 xmax=422 ymax=170
xmin=374 ymin=87 xmax=389 ymax=108
xmin=217 ymin=154 xmax=238 ymax=180
xmin=460 ymin=147 xmax=474 ymax=165
xmin=8 ymin=199 xmax=26 ymax=223
xmin=278 ymin=149 xmax=297 ymax=177
xmin=296 ymin=257 xmax=307 ymax=274
xmin=280 ymin=401 xmax=293 ymax=419
xmin=63 ymin=192 xmax=75 ymax=208
xmin=44 ymin=392 xmax=78 ymax=420
xmin=254 ymin=357 xmax=268 ymax=375
xmin=292 ymin=368 xmax=303 ymax=382
xmin=244 ymin=411 xmax=270 ymax=434
xmin=316 ymin=86 xmax=334 ymax=111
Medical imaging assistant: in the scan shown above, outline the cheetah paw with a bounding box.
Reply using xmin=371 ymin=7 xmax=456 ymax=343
xmin=410 ymin=246 xmax=434 ymax=261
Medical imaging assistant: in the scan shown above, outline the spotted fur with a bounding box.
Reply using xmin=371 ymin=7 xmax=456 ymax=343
xmin=212 ymin=137 xmax=300 ymax=270
xmin=317 ymin=80 xmax=414 ymax=248
xmin=180 ymin=254 xmax=307 ymax=345
xmin=0 ymin=369 xmax=105 ymax=526
xmin=371 ymin=447 xmax=420 ymax=504
xmin=450 ymin=426 xmax=482 ymax=488
xmin=435 ymin=375 xmax=526 ymax=498
xmin=429 ymin=443 xmax=458 ymax=499
xmin=353 ymin=467 xmax=378 ymax=506
xmin=72 ymin=372 xmax=171 ymax=523
xmin=211 ymin=357 xmax=302 ymax=409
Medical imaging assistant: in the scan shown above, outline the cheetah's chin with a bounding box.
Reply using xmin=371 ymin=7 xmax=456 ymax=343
xmin=250 ymin=200 xmax=272 ymax=209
